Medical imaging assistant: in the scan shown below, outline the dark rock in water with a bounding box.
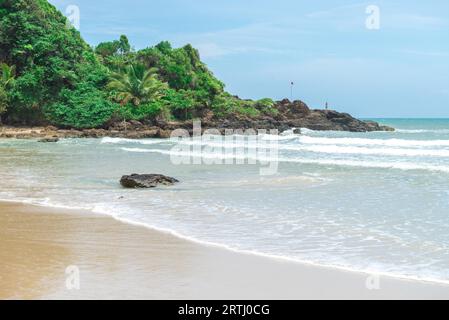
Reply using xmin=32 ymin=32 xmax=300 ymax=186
xmin=293 ymin=128 xmax=301 ymax=134
xmin=38 ymin=137 xmax=59 ymax=143
xmin=120 ymin=174 xmax=179 ymax=188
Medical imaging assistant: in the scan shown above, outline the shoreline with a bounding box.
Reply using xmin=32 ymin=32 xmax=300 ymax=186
xmin=0 ymin=107 xmax=395 ymax=141
xmin=2 ymin=200 xmax=449 ymax=299
xmin=5 ymin=198 xmax=449 ymax=288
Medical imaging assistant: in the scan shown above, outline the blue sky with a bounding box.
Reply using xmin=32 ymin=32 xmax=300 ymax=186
xmin=50 ymin=0 xmax=449 ymax=117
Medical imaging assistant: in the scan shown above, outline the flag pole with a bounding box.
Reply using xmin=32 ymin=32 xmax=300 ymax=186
xmin=290 ymin=81 xmax=294 ymax=101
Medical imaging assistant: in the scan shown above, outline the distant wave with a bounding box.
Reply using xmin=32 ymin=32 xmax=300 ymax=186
xmin=102 ymin=133 xmax=449 ymax=149
xmin=101 ymin=137 xmax=164 ymax=145
xmin=287 ymin=158 xmax=449 ymax=173
xmin=174 ymin=139 xmax=449 ymax=157
xmin=299 ymin=136 xmax=449 ymax=147
xmin=289 ymin=145 xmax=449 ymax=157
xmin=395 ymin=129 xmax=449 ymax=134
xmin=260 ymin=133 xmax=299 ymax=141
xmin=121 ymin=147 xmax=449 ymax=173
xmin=299 ymin=127 xmax=449 ymax=134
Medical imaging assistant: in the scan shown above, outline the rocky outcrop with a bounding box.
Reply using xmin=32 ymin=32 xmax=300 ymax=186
xmin=0 ymin=125 xmax=162 ymax=139
xmin=167 ymin=99 xmax=394 ymax=134
xmin=120 ymin=174 xmax=179 ymax=188
xmin=164 ymin=100 xmax=394 ymax=134
xmin=295 ymin=110 xmax=394 ymax=132
xmin=38 ymin=137 xmax=59 ymax=143
xmin=252 ymin=100 xmax=394 ymax=132
xmin=0 ymin=99 xmax=394 ymax=140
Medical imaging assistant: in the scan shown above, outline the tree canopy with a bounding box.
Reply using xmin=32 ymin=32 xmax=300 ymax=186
xmin=0 ymin=0 xmax=273 ymax=128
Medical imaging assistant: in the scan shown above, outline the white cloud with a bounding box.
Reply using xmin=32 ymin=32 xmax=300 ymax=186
xmin=171 ymin=22 xmax=304 ymax=58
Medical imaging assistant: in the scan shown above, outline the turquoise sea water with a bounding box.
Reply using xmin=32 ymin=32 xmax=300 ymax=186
xmin=1 ymin=118 xmax=449 ymax=283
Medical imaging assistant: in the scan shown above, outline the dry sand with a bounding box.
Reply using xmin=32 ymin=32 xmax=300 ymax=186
xmin=1 ymin=201 xmax=449 ymax=300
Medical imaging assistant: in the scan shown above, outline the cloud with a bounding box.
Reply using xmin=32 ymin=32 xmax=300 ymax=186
xmin=170 ymin=22 xmax=304 ymax=58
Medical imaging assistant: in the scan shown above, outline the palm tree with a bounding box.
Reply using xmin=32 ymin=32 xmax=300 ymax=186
xmin=0 ymin=86 xmax=7 ymax=121
xmin=1 ymin=63 xmax=16 ymax=88
xmin=107 ymin=63 xmax=168 ymax=132
xmin=0 ymin=63 xmax=16 ymax=123
xmin=107 ymin=63 xmax=167 ymax=107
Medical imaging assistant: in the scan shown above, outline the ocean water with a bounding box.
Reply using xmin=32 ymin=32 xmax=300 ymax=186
xmin=1 ymin=118 xmax=449 ymax=283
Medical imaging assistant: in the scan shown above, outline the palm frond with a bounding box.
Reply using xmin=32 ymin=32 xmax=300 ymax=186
xmin=107 ymin=62 xmax=168 ymax=107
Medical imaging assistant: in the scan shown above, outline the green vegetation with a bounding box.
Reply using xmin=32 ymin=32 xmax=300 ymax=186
xmin=0 ymin=63 xmax=16 ymax=121
xmin=107 ymin=63 xmax=168 ymax=107
xmin=0 ymin=0 xmax=274 ymax=128
xmin=95 ymin=35 xmax=131 ymax=58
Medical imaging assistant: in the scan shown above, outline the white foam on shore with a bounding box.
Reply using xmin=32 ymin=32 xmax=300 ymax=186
xmin=101 ymin=137 xmax=164 ymax=145
xmin=2 ymin=197 xmax=449 ymax=287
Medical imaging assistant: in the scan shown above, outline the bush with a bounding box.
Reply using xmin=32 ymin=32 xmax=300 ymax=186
xmin=114 ymin=100 xmax=165 ymax=122
xmin=211 ymin=93 xmax=261 ymax=118
xmin=0 ymin=0 xmax=109 ymax=125
xmin=0 ymin=85 xmax=7 ymax=116
xmin=255 ymin=98 xmax=278 ymax=116
xmin=138 ymin=42 xmax=224 ymax=108
xmin=45 ymin=84 xmax=117 ymax=129
xmin=163 ymin=88 xmax=195 ymax=119
xmin=255 ymin=98 xmax=274 ymax=109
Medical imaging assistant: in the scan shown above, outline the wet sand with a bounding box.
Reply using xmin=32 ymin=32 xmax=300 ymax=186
xmin=1 ymin=201 xmax=449 ymax=300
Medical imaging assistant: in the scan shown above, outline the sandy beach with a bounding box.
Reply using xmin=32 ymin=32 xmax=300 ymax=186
xmin=1 ymin=201 xmax=449 ymax=300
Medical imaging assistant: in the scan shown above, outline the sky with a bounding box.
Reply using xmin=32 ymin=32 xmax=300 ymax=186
xmin=49 ymin=0 xmax=449 ymax=118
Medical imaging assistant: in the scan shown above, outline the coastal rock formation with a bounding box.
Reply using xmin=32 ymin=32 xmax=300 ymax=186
xmin=120 ymin=174 xmax=179 ymax=188
xmin=152 ymin=100 xmax=394 ymax=134
xmin=0 ymin=100 xmax=394 ymax=140
xmin=38 ymin=137 xmax=59 ymax=143
xmin=294 ymin=110 xmax=394 ymax=132
xmin=151 ymin=99 xmax=394 ymax=134
xmin=246 ymin=100 xmax=394 ymax=132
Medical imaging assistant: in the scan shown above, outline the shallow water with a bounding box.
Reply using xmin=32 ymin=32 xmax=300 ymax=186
xmin=1 ymin=119 xmax=449 ymax=283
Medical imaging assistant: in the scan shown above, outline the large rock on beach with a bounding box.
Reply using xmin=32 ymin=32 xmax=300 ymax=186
xmin=120 ymin=174 xmax=179 ymax=188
